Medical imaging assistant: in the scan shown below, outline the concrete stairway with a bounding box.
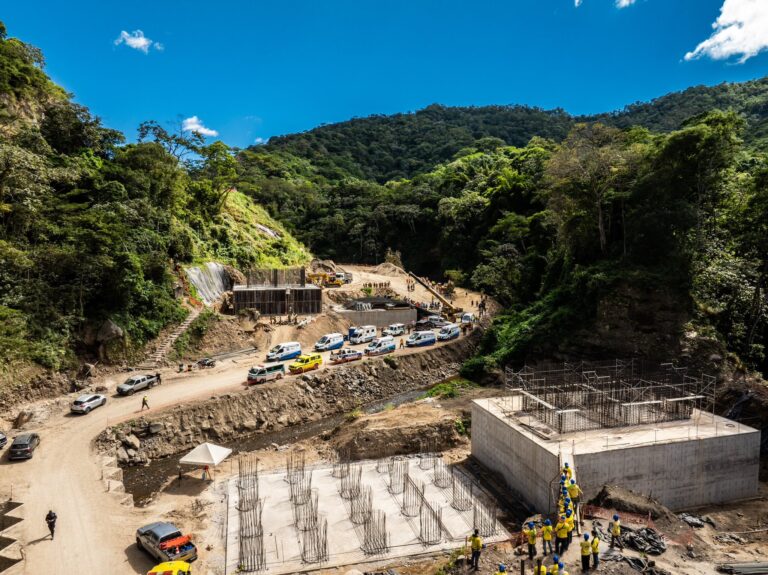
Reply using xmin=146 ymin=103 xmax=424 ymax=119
xmin=138 ymin=306 xmax=201 ymax=369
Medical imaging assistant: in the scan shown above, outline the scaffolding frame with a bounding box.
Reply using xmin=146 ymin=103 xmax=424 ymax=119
xmin=503 ymin=359 xmax=716 ymax=434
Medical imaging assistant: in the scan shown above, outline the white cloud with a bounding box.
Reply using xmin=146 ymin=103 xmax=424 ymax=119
xmin=182 ymin=116 xmax=219 ymax=137
xmin=114 ymin=30 xmax=162 ymax=54
xmin=685 ymin=0 xmax=768 ymax=64
xmin=616 ymin=0 xmax=636 ymax=6
xmin=254 ymin=137 xmax=266 ymax=144
xmin=575 ymin=0 xmax=583 ymax=6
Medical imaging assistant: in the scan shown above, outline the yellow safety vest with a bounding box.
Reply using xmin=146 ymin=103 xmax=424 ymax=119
xmin=611 ymin=520 xmax=621 ymax=536
xmin=562 ymin=467 xmax=572 ymax=480
xmin=542 ymin=525 xmax=553 ymax=541
xmin=470 ymin=535 xmax=483 ymax=551
xmin=567 ymin=484 xmax=581 ymax=499
xmin=550 ymin=565 xmax=559 ymax=575
xmin=524 ymin=528 xmax=537 ymax=545
xmin=565 ymin=516 xmax=575 ymax=532
xmin=555 ymin=522 xmax=568 ymax=538
xmin=591 ymin=537 xmax=600 ymax=553
xmin=536 ymin=566 xmax=548 ymax=575
xmin=580 ymin=541 xmax=591 ymax=556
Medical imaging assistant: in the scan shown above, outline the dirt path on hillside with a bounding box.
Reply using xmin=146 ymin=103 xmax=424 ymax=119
xmin=0 ymin=265 xmax=488 ymax=575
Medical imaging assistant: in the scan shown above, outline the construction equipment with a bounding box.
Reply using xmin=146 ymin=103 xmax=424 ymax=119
xmin=307 ymin=272 xmax=343 ymax=288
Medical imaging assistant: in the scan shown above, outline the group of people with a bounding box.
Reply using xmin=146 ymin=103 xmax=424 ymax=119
xmin=470 ymin=462 xmax=624 ymax=574
xmin=363 ymin=281 xmax=391 ymax=289
xmin=406 ymin=278 xmax=417 ymax=292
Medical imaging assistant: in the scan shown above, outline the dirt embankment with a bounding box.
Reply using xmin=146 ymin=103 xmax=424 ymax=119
xmin=97 ymin=334 xmax=479 ymax=464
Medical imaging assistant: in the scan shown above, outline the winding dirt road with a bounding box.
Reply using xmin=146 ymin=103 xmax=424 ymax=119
xmin=0 ymin=269 xmax=486 ymax=575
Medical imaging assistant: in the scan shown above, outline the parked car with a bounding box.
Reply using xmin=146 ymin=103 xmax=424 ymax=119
xmin=314 ymin=333 xmax=344 ymax=351
xmin=196 ymin=357 xmax=216 ymax=368
xmin=348 ymin=325 xmax=377 ymax=344
xmin=289 ymin=353 xmax=323 ymax=374
xmin=71 ymin=393 xmax=107 ymax=414
xmin=9 ymin=432 xmax=41 ymax=460
xmin=461 ymin=312 xmax=475 ymax=324
xmin=365 ymin=336 xmax=396 ymax=356
xmin=246 ymin=363 xmax=285 ymax=385
xmin=266 ymin=342 xmax=302 ymax=362
xmin=406 ymin=330 xmax=437 ymax=347
xmin=438 ymin=323 xmax=461 ymax=341
xmin=0 ymin=432 xmax=6 ymax=449
xmin=148 ymin=562 xmax=191 ymax=575
xmin=136 ymin=522 xmax=198 ymax=564
xmin=383 ymin=323 xmax=405 ymax=336
xmin=329 ymin=348 xmax=363 ymax=364
xmin=117 ymin=374 xmax=159 ymax=396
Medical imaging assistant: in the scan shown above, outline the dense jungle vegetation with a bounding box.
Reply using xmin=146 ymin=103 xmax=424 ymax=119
xmin=1 ymin=21 xmax=767 ymax=378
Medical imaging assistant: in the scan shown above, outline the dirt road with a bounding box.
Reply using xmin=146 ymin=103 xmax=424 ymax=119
xmin=0 ymin=267 xmax=487 ymax=575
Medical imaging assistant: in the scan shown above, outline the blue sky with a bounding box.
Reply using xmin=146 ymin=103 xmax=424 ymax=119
xmin=3 ymin=0 xmax=768 ymax=147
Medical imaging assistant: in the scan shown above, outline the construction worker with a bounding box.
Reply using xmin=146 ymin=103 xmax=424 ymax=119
xmin=469 ymin=528 xmax=483 ymax=570
xmin=568 ymin=479 xmax=583 ymax=532
xmin=555 ymin=516 xmax=568 ymax=555
xmin=590 ymin=529 xmax=600 ymax=568
xmin=535 ymin=558 xmax=547 ymax=575
xmin=399 ymin=337 xmax=405 ymax=349
xmin=141 ymin=395 xmax=149 ymax=411
xmin=559 ymin=562 xmax=568 ymax=575
xmin=494 ymin=564 xmax=507 ymax=575
xmin=609 ymin=514 xmax=623 ymax=549
xmin=565 ymin=509 xmax=575 ymax=549
xmin=580 ymin=534 xmax=591 ymax=572
xmin=562 ymin=462 xmax=572 ymax=481
xmin=541 ymin=519 xmax=553 ymax=555
xmin=523 ymin=521 xmax=537 ymax=560
xmin=550 ymin=555 xmax=560 ymax=575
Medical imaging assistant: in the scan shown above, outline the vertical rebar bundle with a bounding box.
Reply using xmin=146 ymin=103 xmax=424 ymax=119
xmin=332 ymin=447 xmax=351 ymax=478
xmin=419 ymin=451 xmax=436 ymax=471
xmin=300 ymin=517 xmax=329 ymax=564
xmin=419 ymin=500 xmax=443 ymax=545
xmin=238 ymin=497 xmax=265 ymax=572
xmin=433 ymin=458 xmax=451 ymax=488
xmin=350 ymin=485 xmax=373 ymax=524
xmin=387 ymin=457 xmax=407 ymax=494
xmin=473 ymin=498 xmax=498 ymax=536
xmin=338 ymin=463 xmax=362 ymax=499
xmin=376 ymin=457 xmax=389 ymax=473
xmin=290 ymin=469 xmax=313 ymax=505
xmin=238 ymin=483 xmax=260 ymax=512
xmin=361 ymin=510 xmax=389 ymax=554
xmin=401 ymin=473 xmax=425 ymax=517
xmin=451 ymin=470 xmax=474 ymax=511
xmin=293 ymin=489 xmax=320 ymax=531
xmin=286 ymin=451 xmax=306 ymax=485
xmin=238 ymin=454 xmax=260 ymax=491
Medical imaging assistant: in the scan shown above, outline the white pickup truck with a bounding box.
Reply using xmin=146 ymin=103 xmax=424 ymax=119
xmin=136 ymin=522 xmax=198 ymax=563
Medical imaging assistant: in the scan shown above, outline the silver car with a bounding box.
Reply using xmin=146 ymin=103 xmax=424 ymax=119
xmin=71 ymin=394 xmax=107 ymax=414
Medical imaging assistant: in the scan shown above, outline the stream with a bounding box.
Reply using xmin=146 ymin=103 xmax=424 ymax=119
xmin=122 ymin=387 xmax=429 ymax=505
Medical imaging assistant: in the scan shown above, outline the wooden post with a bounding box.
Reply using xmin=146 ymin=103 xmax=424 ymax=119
xmin=521 ymin=558 xmax=526 ymax=575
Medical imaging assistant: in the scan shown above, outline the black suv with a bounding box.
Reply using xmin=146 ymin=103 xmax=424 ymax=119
xmin=9 ymin=433 xmax=40 ymax=460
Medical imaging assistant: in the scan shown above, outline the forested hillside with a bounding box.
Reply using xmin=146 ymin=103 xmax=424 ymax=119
xmin=0 ymin=24 xmax=308 ymax=373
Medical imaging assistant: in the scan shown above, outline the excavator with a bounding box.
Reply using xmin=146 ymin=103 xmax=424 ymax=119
xmin=307 ymin=272 xmax=343 ymax=288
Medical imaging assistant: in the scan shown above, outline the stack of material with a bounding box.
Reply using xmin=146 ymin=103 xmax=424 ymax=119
xmin=717 ymin=563 xmax=768 ymax=575
xmin=623 ymin=526 xmax=667 ymax=555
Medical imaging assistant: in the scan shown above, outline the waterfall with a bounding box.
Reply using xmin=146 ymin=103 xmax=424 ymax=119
xmin=185 ymin=262 xmax=232 ymax=305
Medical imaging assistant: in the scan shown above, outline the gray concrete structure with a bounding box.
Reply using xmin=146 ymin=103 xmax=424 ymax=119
xmin=338 ymin=308 xmax=417 ymax=329
xmin=471 ymin=397 xmax=760 ymax=513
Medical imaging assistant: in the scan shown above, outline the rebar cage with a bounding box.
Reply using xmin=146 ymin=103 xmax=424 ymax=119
xmin=503 ymin=359 xmax=716 ymax=434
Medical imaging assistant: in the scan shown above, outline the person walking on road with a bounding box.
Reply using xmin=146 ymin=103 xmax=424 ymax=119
xmin=141 ymin=395 xmax=150 ymax=411
xmin=399 ymin=338 xmax=405 ymax=349
xmin=45 ymin=510 xmax=57 ymax=540
xmin=469 ymin=528 xmax=483 ymax=570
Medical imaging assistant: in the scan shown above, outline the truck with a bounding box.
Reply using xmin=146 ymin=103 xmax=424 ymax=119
xmin=117 ymin=373 xmax=160 ymax=396
xmin=136 ymin=522 xmax=198 ymax=564
xmin=349 ymin=325 xmax=376 ymax=345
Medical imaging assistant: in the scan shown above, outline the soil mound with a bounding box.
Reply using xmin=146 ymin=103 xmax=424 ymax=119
xmin=331 ymin=402 xmax=465 ymax=460
xmin=309 ymin=259 xmax=337 ymax=273
xmin=590 ymin=485 xmax=676 ymax=522
xmin=372 ymin=262 xmax=406 ymax=277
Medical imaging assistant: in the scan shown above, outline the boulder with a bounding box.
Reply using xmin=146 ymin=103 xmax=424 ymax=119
xmin=116 ymin=447 xmax=130 ymax=463
xmin=122 ymin=434 xmax=141 ymax=450
xmin=97 ymin=319 xmax=124 ymax=343
xmin=148 ymin=422 xmax=164 ymax=435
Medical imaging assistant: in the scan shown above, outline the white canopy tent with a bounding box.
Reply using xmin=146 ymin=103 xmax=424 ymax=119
xmin=179 ymin=442 xmax=232 ymax=479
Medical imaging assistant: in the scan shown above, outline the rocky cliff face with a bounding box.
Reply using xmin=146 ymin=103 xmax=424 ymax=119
xmin=97 ymin=335 xmax=479 ymax=465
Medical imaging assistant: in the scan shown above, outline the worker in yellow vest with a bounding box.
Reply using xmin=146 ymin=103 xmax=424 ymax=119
xmin=541 ymin=519 xmax=553 ymax=556
xmin=568 ymin=479 xmax=583 ymax=519
xmin=535 ymin=558 xmax=548 ymax=575
xmin=523 ymin=521 xmax=538 ymax=561
xmin=550 ymin=555 xmax=560 ymax=575
xmin=555 ymin=516 xmax=568 ymax=555
xmin=469 ymin=528 xmax=483 ymax=570
xmin=590 ymin=529 xmax=600 ymax=568
xmin=561 ymin=462 xmax=572 ymax=481
xmin=565 ymin=509 xmax=575 ymax=549
xmin=494 ymin=564 xmax=507 ymax=575
xmin=609 ymin=514 xmax=623 ymax=549
xmin=559 ymin=562 xmax=568 ymax=575
xmin=580 ymin=534 xmax=591 ymax=572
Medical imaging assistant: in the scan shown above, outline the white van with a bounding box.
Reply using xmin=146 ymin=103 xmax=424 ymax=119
xmin=266 ymin=342 xmax=302 ymax=361
xmin=461 ymin=312 xmax=475 ymax=324
xmin=315 ymin=333 xmax=344 ymax=351
xmin=438 ymin=323 xmax=461 ymax=341
xmin=406 ymin=330 xmax=437 ymax=347
xmin=349 ymin=325 xmax=377 ymax=345
xmin=365 ymin=336 xmax=396 ymax=356
xmin=383 ymin=323 xmax=405 ymax=336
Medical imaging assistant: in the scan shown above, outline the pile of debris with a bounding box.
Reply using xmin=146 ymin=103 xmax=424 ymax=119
xmin=590 ymin=485 xmax=676 ymax=522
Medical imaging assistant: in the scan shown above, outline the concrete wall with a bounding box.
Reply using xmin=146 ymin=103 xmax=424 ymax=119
xmin=471 ymin=400 xmax=560 ymax=514
xmin=574 ymin=431 xmax=760 ymax=511
xmin=338 ymin=308 xmax=417 ymax=329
